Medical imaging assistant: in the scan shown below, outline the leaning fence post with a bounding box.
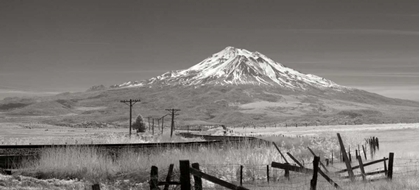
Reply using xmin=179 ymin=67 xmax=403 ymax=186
xmin=383 ymin=157 xmax=387 ymax=176
xmin=266 ymin=165 xmax=270 ymax=183
xmin=348 ymin=151 xmax=352 ymax=162
xmin=284 ymin=163 xmax=290 ymax=180
xmin=92 ymin=184 xmax=100 ymax=190
xmin=307 ymin=147 xmax=329 ymax=173
xmin=192 ymin=163 xmax=202 ymax=190
xmin=273 ymin=142 xmax=289 ymax=164
xmin=240 ymin=165 xmax=243 ymax=186
xmin=150 ymin=166 xmax=159 ymax=190
xmin=310 ymin=156 xmax=320 ymax=190
xmin=387 ymin=152 xmax=394 ymax=180
xmin=180 ymin=160 xmax=191 ymax=190
xmin=287 ymin=152 xmax=304 ymax=168
xmin=362 ymin=145 xmax=367 ymax=160
xmin=357 ymin=156 xmax=366 ymax=182
xmin=163 ymin=164 xmax=174 ymax=190
xmin=337 ymin=133 xmax=355 ymax=182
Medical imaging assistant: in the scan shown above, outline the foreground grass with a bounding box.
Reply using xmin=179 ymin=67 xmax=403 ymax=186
xmin=18 ymin=135 xmax=337 ymax=182
xmin=15 ymin=134 xmax=417 ymax=189
xmin=249 ymin=173 xmax=419 ymax=190
xmin=18 ymin=140 xmax=278 ymax=182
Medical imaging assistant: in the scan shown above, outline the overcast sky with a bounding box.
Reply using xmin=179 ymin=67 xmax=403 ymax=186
xmin=0 ymin=0 xmax=418 ymax=101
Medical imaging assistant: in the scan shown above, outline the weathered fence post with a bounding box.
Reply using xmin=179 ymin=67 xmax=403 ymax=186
xmin=192 ymin=163 xmax=202 ymax=190
xmin=348 ymin=151 xmax=352 ymax=162
xmin=356 ymin=156 xmax=366 ymax=182
xmin=337 ymin=133 xmax=355 ymax=182
xmin=180 ymin=160 xmax=191 ymax=190
xmin=383 ymin=157 xmax=387 ymax=176
xmin=362 ymin=145 xmax=367 ymax=160
xmin=150 ymin=166 xmax=159 ymax=190
xmin=163 ymin=164 xmax=174 ymax=190
xmin=387 ymin=152 xmax=394 ymax=180
xmin=92 ymin=184 xmax=100 ymax=190
xmin=240 ymin=165 xmax=243 ymax=186
xmin=310 ymin=156 xmax=320 ymax=190
xmin=266 ymin=165 xmax=270 ymax=183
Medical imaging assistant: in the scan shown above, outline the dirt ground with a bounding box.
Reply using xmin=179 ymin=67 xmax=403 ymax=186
xmin=0 ymin=123 xmax=128 ymax=145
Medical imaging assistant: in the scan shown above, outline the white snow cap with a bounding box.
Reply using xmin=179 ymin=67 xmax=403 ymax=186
xmin=113 ymin=46 xmax=343 ymax=90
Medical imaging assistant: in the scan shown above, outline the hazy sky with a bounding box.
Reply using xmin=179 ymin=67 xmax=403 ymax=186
xmin=0 ymin=0 xmax=418 ymax=101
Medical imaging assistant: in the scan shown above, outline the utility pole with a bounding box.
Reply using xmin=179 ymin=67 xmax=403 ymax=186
xmin=146 ymin=116 xmax=152 ymax=131
xmin=120 ymin=99 xmax=141 ymax=137
xmin=160 ymin=114 xmax=170 ymax=135
xmin=165 ymin=109 xmax=180 ymax=137
xmin=155 ymin=118 xmax=161 ymax=135
xmin=152 ymin=118 xmax=155 ymax=135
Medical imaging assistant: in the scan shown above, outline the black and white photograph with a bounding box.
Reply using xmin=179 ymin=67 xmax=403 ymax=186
xmin=0 ymin=0 xmax=418 ymax=189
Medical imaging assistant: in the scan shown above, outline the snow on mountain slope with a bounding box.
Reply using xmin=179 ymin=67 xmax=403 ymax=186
xmin=112 ymin=46 xmax=344 ymax=90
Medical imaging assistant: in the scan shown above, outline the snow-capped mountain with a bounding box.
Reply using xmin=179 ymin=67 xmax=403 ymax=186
xmin=110 ymin=81 xmax=143 ymax=88
xmin=112 ymin=46 xmax=343 ymax=90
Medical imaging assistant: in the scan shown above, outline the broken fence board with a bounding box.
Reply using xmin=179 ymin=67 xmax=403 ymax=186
xmin=342 ymin=170 xmax=387 ymax=179
xmin=190 ymin=167 xmax=249 ymax=190
xmin=271 ymin=162 xmax=313 ymax=174
xmin=336 ymin=157 xmax=388 ymax=174
xmin=158 ymin=181 xmax=180 ymax=186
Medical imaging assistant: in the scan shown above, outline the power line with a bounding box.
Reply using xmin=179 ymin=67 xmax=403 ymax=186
xmin=165 ymin=109 xmax=181 ymax=137
xmin=120 ymin=99 xmax=141 ymax=137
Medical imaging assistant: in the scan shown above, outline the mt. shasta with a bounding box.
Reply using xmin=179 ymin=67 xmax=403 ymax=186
xmin=1 ymin=47 xmax=417 ymax=126
xmin=112 ymin=47 xmax=342 ymax=90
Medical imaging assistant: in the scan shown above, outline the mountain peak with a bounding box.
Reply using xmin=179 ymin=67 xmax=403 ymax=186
xmin=112 ymin=47 xmax=343 ymax=90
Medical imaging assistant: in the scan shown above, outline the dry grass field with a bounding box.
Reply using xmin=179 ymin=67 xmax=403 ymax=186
xmin=0 ymin=122 xmax=201 ymax=145
xmin=0 ymin=123 xmax=418 ymax=189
